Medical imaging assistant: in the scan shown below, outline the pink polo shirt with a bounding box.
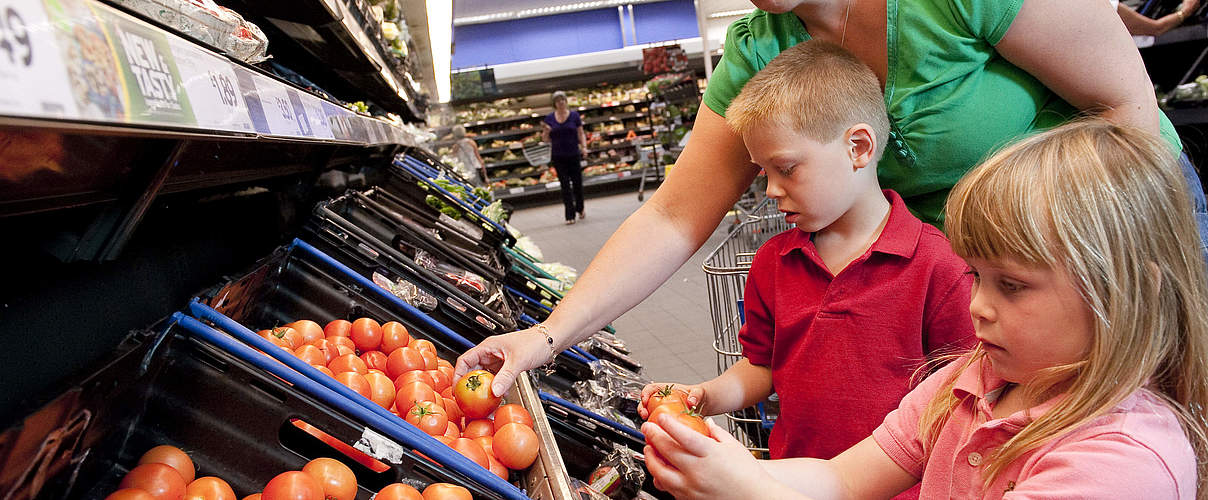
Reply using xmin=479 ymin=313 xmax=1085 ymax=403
xmin=873 ymin=356 xmax=1197 ymax=499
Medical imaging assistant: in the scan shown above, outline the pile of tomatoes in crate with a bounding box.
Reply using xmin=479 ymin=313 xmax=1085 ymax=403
xmin=260 ymin=318 xmax=540 ymax=477
xmin=106 ymin=445 xmax=471 ymax=500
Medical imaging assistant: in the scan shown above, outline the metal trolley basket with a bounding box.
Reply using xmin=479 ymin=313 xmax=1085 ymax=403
xmin=701 ymin=198 xmax=790 ymax=455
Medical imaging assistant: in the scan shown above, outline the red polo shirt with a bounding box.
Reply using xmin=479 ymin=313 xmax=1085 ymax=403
xmin=739 ymin=190 xmax=975 ymax=462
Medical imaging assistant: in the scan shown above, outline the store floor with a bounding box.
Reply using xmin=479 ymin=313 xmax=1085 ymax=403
xmin=509 ymin=190 xmax=733 ymax=384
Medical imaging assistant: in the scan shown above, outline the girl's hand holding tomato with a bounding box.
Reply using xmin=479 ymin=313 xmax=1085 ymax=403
xmin=639 ymin=383 xmax=704 ymax=419
xmin=453 ymin=370 xmax=501 ymax=419
xmin=641 ymin=414 xmax=767 ymax=500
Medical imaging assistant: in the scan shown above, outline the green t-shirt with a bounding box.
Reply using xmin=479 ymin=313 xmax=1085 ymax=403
xmin=704 ymin=1 xmax=1181 ymax=225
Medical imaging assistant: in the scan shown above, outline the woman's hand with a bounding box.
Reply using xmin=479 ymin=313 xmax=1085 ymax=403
xmin=642 ymin=415 xmax=774 ymax=499
xmin=454 ymin=327 xmax=554 ymax=397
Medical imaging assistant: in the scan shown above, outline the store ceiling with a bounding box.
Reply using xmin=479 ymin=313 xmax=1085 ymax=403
xmin=455 ymin=0 xmax=753 ymax=21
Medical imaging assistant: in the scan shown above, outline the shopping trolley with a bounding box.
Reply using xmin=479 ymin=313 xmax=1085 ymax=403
xmin=701 ymin=198 xmax=790 ymax=456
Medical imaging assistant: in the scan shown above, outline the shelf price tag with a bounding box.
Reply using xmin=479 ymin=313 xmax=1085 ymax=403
xmin=299 ymin=93 xmax=334 ymax=140
xmin=0 ymin=0 xmax=80 ymax=119
xmin=253 ymin=74 xmax=303 ymax=137
xmin=169 ymin=39 xmax=253 ymax=132
xmin=107 ymin=15 xmax=196 ymax=126
xmin=509 ymin=187 xmax=525 ymax=194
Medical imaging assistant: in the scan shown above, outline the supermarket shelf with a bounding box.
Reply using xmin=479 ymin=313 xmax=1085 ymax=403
xmin=3 ymin=0 xmax=420 ymax=147
xmin=493 ymin=170 xmax=647 ymax=200
xmin=599 ymin=126 xmax=653 ymax=138
xmin=585 ymin=143 xmax=638 ymax=154
xmin=461 ymin=112 xmax=544 ymax=128
xmin=479 ymin=144 xmax=525 ymax=155
xmin=1166 ymin=106 xmax=1208 ymax=125
xmin=473 ymin=127 xmax=541 ymax=142
xmin=489 ymin=169 xmax=546 ymax=182
xmin=484 ymin=158 xmax=530 ymax=169
xmin=574 ymin=98 xmax=651 ymax=113
xmin=584 ymin=111 xmax=647 ymax=125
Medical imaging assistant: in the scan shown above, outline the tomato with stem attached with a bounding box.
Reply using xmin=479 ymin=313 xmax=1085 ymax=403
xmin=644 ymin=385 xmax=689 ymax=417
xmin=453 ymin=370 xmax=501 ymax=419
xmin=405 ymin=401 xmax=448 ymax=436
xmin=396 ymin=381 xmax=438 ymax=411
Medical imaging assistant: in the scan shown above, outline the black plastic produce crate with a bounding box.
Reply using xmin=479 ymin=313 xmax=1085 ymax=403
xmin=0 ymin=317 xmax=507 ymax=500
xmin=385 ymin=157 xmax=514 ymax=249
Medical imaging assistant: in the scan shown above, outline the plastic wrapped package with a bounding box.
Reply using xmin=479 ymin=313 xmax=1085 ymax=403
xmin=569 ymin=478 xmax=612 ymax=500
xmin=535 ymin=261 xmax=579 ymax=286
xmin=109 ymin=0 xmax=268 ymax=63
xmin=221 ymin=12 xmax=269 ymax=63
xmin=515 ymin=236 xmax=544 ymax=261
xmin=591 ymin=330 xmax=631 ymax=355
xmin=586 ymin=448 xmax=648 ymax=499
xmin=572 ymin=361 xmax=647 ymax=427
xmin=580 ymin=337 xmax=642 ymax=373
xmin=372 ymin=271 xmax=438 ymax=311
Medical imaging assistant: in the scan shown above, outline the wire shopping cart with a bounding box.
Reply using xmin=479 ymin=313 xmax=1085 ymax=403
xmin=701 ymin=198 xmax=790 ymax=455
xmin=522 ymin=141 xmax=552 ymax=167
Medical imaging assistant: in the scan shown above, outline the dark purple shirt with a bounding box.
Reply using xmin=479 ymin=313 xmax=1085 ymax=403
xmin=544 ymin=110 xmax=581 ymax=158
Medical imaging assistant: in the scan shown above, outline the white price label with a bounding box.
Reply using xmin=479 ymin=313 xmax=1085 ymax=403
xmin=170 ymin=39 xmax=252 ymax=132
xmin=299 ymin=93 xmax=333 ymax=139
xmin=509 ymin=187 xmax=525 ymax=194
xmin=253 ymin=75 xmax=303 ymax=136
xmin=0 ymin=1 xmax=79 ymax=118
xmin=545 ymin=181 xmax=561 ymax=189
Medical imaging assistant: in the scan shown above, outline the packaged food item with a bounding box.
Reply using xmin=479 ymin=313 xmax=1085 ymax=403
xmin=585 ymin=448 xmax=647 ymax=499
xmin=110 ymin=0 xmax=268 ymax=63
xmin=372 ymin=272 xmax=438 ymax=311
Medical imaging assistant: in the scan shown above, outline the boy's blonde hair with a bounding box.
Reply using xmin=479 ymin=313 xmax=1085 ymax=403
xmin=922 ymin=117 xmax=1208 ymax=495
xmin=726 ymin=40 xmax=890 ymax=160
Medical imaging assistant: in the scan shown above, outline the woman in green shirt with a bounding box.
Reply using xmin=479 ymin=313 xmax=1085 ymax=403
xmin=455 ymin=0 xmax=1207 ymax=399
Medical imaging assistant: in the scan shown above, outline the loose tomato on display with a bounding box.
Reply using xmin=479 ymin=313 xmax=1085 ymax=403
xmin=329 ymin=354 xmax=368 ymax=375
xmin=262 ymin=471 xmax=322 ymax=500
xmin=312 ymin=365 xmax=335 ymax=377
xmin=258 ymin=329 xmax=293 ymax=350
xmin=436 ymin=358 xmax=453 ymax=371
xmin=395 ymin=370 xmax=430 ymax=388
xmin=119 ymin=464 xmax=186 ymax=500
xmin=324 ymin=320 xmax=352 ymax=338
xmin=386 ymin=348 xmax=426 ymax=379
xmin=294 ymin=345 xmax=326 ymax=366
xmin=486 ymin=454 xmax=509 ymax=480
xmin=492 ymin=404 xmax=532 ymax=431
xmin=395 ymin=381 xmax=438 ymax=410
xmin=301 ymin=458 xmax=357 ymax=500
xmin=376 ymin=483 xmax=423 ymax=500
xmin=185 ymin=477 xmax=236 ymax=500
xmin=364 ymin=372 xmax=397 ymax=409
xmin=425 ymin=370 xmax=451 ymax=393
xmin=421 ymin=483 xmax=470 ymax=500
xmin=328 ymin=336 xmax=357 ymax=354
xmin=360 ymin=351 xmax=388 ymax=372
xmin=334 ymin=372 xmax=372 ymax=399
xmin=493 ymin=423 xmax=539 ymax=469
xmin=350 ymin=318 xmax=383 ymax=352
xmin=312 ymin=339 xmax=341 ymax=365
xmin=473 ymin=436 xmax=494 ymax=458
xmin=436 ymin=365 xmax=454 ymax=385
xmin=380 ymin=322 xmax=412 ymax=353
xmin=443 ymin=421 xmax=461 ymax=440
xmin=461 ymin=419 xmax=493 ymax=439
xmin=453 ymin=370 xmax=501 ymax=419
xmin=408 ymin=338 xmax=436 ymax=353
xmin=439 ymin=387 xmax=453 ymax=399
xmin=441 ymin=398 xmax=462 ymax=427
xmin=449 ymin=438 xmax=488 ymax=469
xmin=104 ymin=489 xmax=156 ymax=500
xmin=242 ymin=495 xmax=261 ymax=500
xmin=137 ymin=445 xmax=195 ymax=483
xmin=405 ymin=401 xmax=448 ymax=435
xmin=288 ymin=320 xmax=325 ymax=346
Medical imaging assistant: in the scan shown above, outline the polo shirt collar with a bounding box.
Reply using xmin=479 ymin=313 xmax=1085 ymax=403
xmin=952 ymin=356 xmax=1066 ymax=426
xmin=777 ymin=190 xmax=923 ymax=258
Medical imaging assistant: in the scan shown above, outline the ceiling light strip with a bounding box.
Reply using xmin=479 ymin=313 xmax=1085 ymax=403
xmin=454 ymin=0 xmax=667 ymax=26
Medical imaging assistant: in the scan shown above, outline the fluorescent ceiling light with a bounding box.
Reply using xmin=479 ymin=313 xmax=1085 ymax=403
xmin=454 ymin=0 xmax=666 ymax=26
xmin=708 ymin=8 xmax=753 ymax=18
xmin=428 ymin=0 xmax=452 ymax=102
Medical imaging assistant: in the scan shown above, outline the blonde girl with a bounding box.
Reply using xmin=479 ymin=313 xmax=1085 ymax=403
xmin=640 ymin=118 xmax=1208 ymax=500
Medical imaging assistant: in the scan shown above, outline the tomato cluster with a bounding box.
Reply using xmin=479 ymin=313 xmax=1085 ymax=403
xmin=105 ymin=445 xmax=472 ymax=500
xmin=266 ymin=318 xmax=541 ymax=477
xmin=640 ymin=385 xmax=708 ymax=436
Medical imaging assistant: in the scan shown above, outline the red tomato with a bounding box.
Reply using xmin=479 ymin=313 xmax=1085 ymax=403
xmin=138 ymin=445 xmax=195 ymax=483
xmin=288 ymin=320 xmax=325 ymax=346
xmin=436 ymin=358 xmax=453 ymax=370
xmin=425 ymin=370 xmax=451 ymax=393
xmin=350 ymin=318 xmax=383 ymax=352
xmin=434 ymin=435 xmax=455 ymax=447
xmin=380 ymin=322 xmax=412 ymax=353
xmin=335 ymin=372 xmax=371 ymax=399
xmin=406 ymin=401 xmax=448 ymax=435
xmin=376 ymin=483 xmax=423 ymax=500
xmin=453 ymin=370 xmax=501 ymax=419
xmin=486 ymin=454 xmax=508 ymax=480
xmin=442 ymin=421 xmax=461 ymax=440
xmin=449 ymin=438 xmax=488 ymax=469
xmin=329 ymin=336 xmax=357 ymax=354
xmin=419 ymin=350 xmax=438 ymax=371
xmin=394 ymin=370 xmax=430 ymax=388
xmin=104 ymin=489 xmax=156 ymax=500
xmin=644 ymin=385 xmax=689 ymax=416
xmin=461 ymin=419 xmax=493 ymax=439
xmin=647 ymin=401 xmax=688 ymax=424
xmin=493 ymin=423 xmax=539 ymax=469
xmin=439 ymin=387 xmax=454 ymax=399
xmin=312 ymin=365 xmax=335 ymax=377
xmin=262 ymin=471 xmax=322 ymax=500
xmin=409 ymin=338 xmax=436 ymax=353
xmin=268 ymin=326 xmax=303 ymax=349
xmin=673 ymin=411 xmax=710 ymax=436
xmin=368 ymin=369 xmax=387 ymax=376
xmin=311 ymin=339 xmax=341 ymax=365
xmin=492 ymin=404 xmax=533 ymax=431
xmin=324 ymin=319 xmax=352 ymax=338
xmin=329 ymin=354 xmax=368 ymax=375
xmin=395 ymin=380 xmax=437 ymax=410
xmin=242 ymin=495 xmax=261 ymax=500
xmin=421 ymin=483 xmax=470 ymax=500
xmin=441 ymin=398 xmax=462 ymax=427
xmin=436 ymin=365 xmax=454 ymax=384
xmin=473 ymin=436 xmax=494 ymax=458
xmin=301 ymin=458 xmax=357 ymax=500
xmin=364 ymin=372 xmax=397 ymax=409
xmin=258 ymin=329 xmax=293 ymax=350
xmin=294 ymin=345 xmax=326 ymax=366
xmin=385 ymin=348 xmax=426 ymax=380
xmin=185 ymin=477 xmax=235 ymax=500
xmin=119 ymin=463 xmax=186 ymax=500
xmin=360 ymin=351 xmax=388 ymax=372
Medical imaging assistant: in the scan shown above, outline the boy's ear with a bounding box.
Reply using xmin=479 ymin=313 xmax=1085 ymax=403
xmin=846 ymin=124 xmax=877 ymax=170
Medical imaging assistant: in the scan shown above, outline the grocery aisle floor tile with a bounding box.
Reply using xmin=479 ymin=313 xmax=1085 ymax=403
xmin=509 ymin=189 xmax=734 ymax=385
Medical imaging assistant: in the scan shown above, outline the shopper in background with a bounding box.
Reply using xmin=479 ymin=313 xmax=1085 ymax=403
xmin=644 ymin=119 xmax=1208 ymax=500
xmin=541 ymin=91 xmax=588 ymax=225
xmin=456 ymin=0 xmax=1208 ymax=401
xmin=635 ymin=42 xmax=975 ymax=490
xmin=1117 ymin=0 xmax=1200 ymax=36
xmin=450 ymin=125 xmax=488 ymax=186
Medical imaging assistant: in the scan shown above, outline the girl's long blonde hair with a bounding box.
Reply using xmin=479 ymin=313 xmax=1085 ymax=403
xmin=920 ymin=118 xmax=1208 ymax=495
